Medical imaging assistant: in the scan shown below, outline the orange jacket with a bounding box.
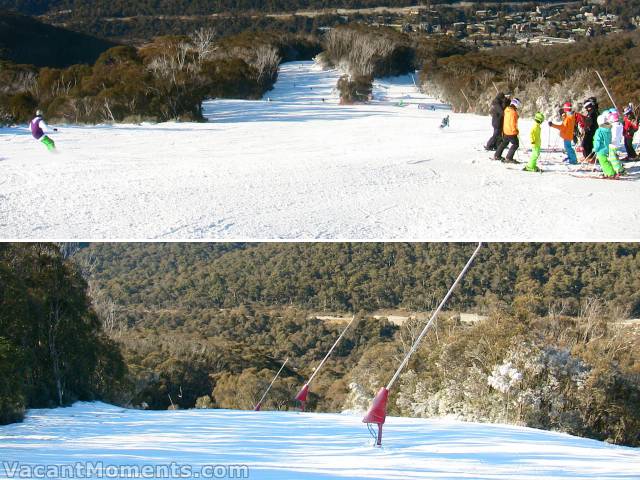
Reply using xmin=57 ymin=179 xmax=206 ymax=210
xmin=503 ymin=106 xmax=519 ymax=136
xmin=551 ymin=113 xmax=575 ymax=141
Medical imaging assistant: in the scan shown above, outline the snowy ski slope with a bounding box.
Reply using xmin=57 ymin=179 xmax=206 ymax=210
xmin=1 ymin=61 xmax=639 ymax=240
xmin=0 ymin=402 xmax=638 ymax=479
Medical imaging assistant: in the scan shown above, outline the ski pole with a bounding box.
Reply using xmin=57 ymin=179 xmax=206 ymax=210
xmin=595 ymin=70 xmax=618 ymax=112
xmin=460 ymin=89 xmax=472 ymax=112
xmin=386 ymin=242 xmax=482 ymax=391
xmin=254 ymin=358 xmax=289 ymax=411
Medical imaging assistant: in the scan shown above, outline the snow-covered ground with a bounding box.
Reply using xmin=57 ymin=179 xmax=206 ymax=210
xmin=1 ymin=402 xmax=638 ymax=479
xmin=1 ymin=60 xmax=639 ymax=240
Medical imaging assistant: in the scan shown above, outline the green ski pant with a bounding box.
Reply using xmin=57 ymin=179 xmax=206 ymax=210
xmin=608 ymin=145 xmax=623 ymax=174
xmin=597 ymin=152 xmax=616 ymax=177
xmin=527 ymin=145 xmax=541 ymax=170
xmin=41 ymin=135 xmax=55 ymax=152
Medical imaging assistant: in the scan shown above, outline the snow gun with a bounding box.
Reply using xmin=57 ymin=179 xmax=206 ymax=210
xmin=294 ymin=315 xmax=356 ymax=411
xmin=254 ymin=358 xmax=289 ymax=411
xmin=362 ymin=242 xmax=483 ymax=446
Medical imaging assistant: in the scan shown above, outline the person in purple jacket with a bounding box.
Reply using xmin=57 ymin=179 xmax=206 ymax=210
xmin=29 ymin=110 xmax=57 ymax=151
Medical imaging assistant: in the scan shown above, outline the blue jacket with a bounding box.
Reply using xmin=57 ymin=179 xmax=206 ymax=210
xmin=593 ymin=127 xmax=612 ymax=156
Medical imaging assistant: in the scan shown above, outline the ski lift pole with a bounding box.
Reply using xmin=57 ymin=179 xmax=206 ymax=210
xmin=254 ymin=358 xmax=289 ymax=411
xmin=460 ymin=89 xmax=473 ymax=112
xmin=595 ymin=70 xmax=618 ymax=112
xmin=294 ymin=315 xmax=356 ymax=411
xmin=362 ymin=242 xmax=482 ymax=446
xmin=411 ymin=73 xmax=418 ymax=90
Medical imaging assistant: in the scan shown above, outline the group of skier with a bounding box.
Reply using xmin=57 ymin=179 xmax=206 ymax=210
xmin=26 ymin=89 xmax=639 ymax=180
xmin=485 ymin=92 xmax=638 ymax=178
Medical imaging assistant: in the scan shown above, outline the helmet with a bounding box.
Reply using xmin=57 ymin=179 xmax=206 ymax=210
xmin=624 ymin=104 xmax=633 ymax=115
xmin=36 ymin=109 xmax=43 ymax=116
xmin=606 ymin=110 xmax=620 ymax=123
xmin=534 ymin=112 xmax=545 ymax=123
xmin=597 ymin=113 xmax=608 ymax=126
xmin=562 ymin=101 xmax=572 ymax=112
xmin=510 ymin=97 xmax=521 ymax=109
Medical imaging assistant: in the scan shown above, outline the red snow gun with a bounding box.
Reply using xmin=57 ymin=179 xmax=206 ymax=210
xmin=362 ymin=387 xmax=389 ymax=446
xmin=294 ymin=315 xmax=356 ymax=411
xmin=363 ymin=243 xmax=482 ymax=446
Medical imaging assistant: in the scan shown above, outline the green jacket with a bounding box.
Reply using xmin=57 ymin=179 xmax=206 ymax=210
xmin=530 ymin=122 xmax=542 ymax=147
xmin=593 ymin=126 xmax=612 ymax=156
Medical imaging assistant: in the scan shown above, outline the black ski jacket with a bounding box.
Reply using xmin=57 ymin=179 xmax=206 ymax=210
xmin=584 ymin=109 xmax=598 ymax=137
xmin=490 ymin=95 xmax=506 ymax=129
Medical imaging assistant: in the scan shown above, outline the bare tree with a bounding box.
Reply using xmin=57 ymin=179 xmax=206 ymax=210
xmin=190 ymin=27 xmax=218 ymax=66
xmin=252 ymin=45 xmax=281 ymax=83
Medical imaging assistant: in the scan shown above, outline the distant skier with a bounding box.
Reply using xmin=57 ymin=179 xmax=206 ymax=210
xmin=623 ymin=104 xmax=638 ymax=160
xmin=581 ymin=97 xmax=599 ymax=161
xmin=29 ymin=110 xmax=57 ymax=152
xmin=494 ymin=97 xmax=521 ymax=164
xmin=485 ymin=92 xmax=507 ymax=151
xmin=524 ymin=112 xmax=545 ymax=172
xmin=440 ymin=115 xmax=450 ymax=128
xmin=549 ymin=102 xmax=577 ymax=164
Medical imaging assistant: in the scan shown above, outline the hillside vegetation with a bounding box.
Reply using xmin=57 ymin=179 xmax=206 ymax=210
xmin=0 ymin=28 xmax=319 ymax=124
xmin=421 ymin=32 xmax=640 ymax=116
xmin=2 ymin=243 xmax=639 ymax=447
xmin=0 ymin=12 xmax=117 ymax=67
xmin=69 ymin=242 xmax=640 ymax=447
xmin=77 ymin=242 xmax=640 ymax=317
xmin=0 ymin=244 xmax=125 ymax=424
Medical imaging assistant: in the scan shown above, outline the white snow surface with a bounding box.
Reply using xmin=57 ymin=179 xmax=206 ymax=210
xmin=1 ymin=60 xmax=640 ymax=240
xmin=1 ymin=402 xmax=638 ymax=479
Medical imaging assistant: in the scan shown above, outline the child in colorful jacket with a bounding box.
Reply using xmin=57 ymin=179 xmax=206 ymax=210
xmin=593 ymin=112 xmax=617 ymax=177
xmin=525 ymin=112 xmax=545 ymax=172
xmin=549 ymin=102 xmax=577 ymax=164
xmin=494 ymin=98 xmax=521 ymax=163
xmin=623 ymin=105 xmax=638 ymax=159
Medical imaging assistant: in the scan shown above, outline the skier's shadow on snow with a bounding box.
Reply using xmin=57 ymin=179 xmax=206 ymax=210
xmin=0 ymin=128 xmax=31 ymax=136
xmin=622 ymin=164 xmax=640 ymax=181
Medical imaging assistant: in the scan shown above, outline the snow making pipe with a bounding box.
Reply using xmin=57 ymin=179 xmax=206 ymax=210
xmin=595 ymin=70 xmax=618 ymax=112
xmin=294 ymin=315 xmax=356 ymax=410
xmin=363 ymin=242 xmax=482 ymax=446
xmin=254 ymin=358 xmax=289 ymax=411
xmin=386 ymin=242 xmax=482 ymax=391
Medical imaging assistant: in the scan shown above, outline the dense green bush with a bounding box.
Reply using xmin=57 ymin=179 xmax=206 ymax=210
xmin=0 ymin=244 xmax=126 ymax=424
xmin=0 ymin=337 xmax=25 ymax=424
xmin=76 ymin=243 xmax=640 ymax=317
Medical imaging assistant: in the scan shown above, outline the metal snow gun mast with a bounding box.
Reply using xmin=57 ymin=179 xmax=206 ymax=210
xmin=294 ymin=315 xmax=356 ymax=411
xmin=362 ymin=242 xmax=483 ymax=446
xmin=254 ymin=358 xmax=289 ymax=411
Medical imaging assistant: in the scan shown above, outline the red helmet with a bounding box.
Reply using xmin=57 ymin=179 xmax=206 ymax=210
xmin=562 ymin=102 xmax=573 ymax=112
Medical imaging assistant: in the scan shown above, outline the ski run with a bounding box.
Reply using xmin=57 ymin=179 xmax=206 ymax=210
xmin=1 ymin=60 xmax=640 ymax=240
xmin=1 ymin=402 xmax=639 ymax=480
